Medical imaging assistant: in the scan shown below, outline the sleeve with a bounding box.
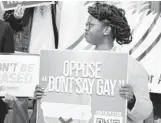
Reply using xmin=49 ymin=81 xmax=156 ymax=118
xmin=3 ymin=22 xmax=14 ymax=53
xmin=12 ymin=99 xmax=29 ymax=123
xmin=29 ymin=100 xmax=37 ymax=123
xmin=127 ymin=56 xmax=153 ymax=122
xmin=3 ymin=10 xmax=23 ymax=31
xmin=0 ymin=98 xmax=8 ymax=123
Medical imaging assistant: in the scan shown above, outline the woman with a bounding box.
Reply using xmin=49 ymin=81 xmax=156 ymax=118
xmin=84 ymin=2 xmax=153 ymax=123
xmin=9 ymin=2 xmax=153 ymax=123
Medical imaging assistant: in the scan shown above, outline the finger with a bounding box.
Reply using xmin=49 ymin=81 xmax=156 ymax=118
xmin=119 ymin=91 xmax=127 ymax=95
xmin=15 ymin=4 xmax=22 ymax=13
xmin=35 ymin=87 xmax=44 ymax=90
xmin=36 ymin=85 xmax=44 ymax=89
xmin=35 ymin=88 xmax=44 ymax=93
xmin=121 ymin=84 xmax=132 ymax=88
xmin=119 ymin=88 xmax=129 ymax=92
xmin=10 ymin=96 xmax=15 ymax=101
xmin=5 ymin=94 xmax=9 ymax=100
xmin=35 ymin=92 xmax=45 ymax=97
xmin=4 ymin=98 xmax=9 ymax=103
xmin=119 ymin=90 xmax=133 ymax=94
xmin=119 ymin=88 xmax=133 ymax=93
xmin=119 ymin=91 xmax=133 ymax=97
xmin=19 ymin=5 xmax=23 ymax=13
xmin=36 ymin=84 xmax=40 ymax=88
xmin=21 ymin=5 xmax=26 ymax=13
xmin=36 ymin=96 xmax=44 ymax=99
xmin=19 ymin=5 xmax=25 ymax=16
xmin=119 ymin=94 xmax=128 ymax=100
xmin=14 ymin=4 xmax=19 ymax=13
xmin=35 ymin=85 xmax=44 ymax=90
xmin=5 ymin=93 xmax=13 ymax=99
xmin=120 ymin=85 xmax=133 ymax=90
xmin=119 ymin=92 xmax=134 ymax=101
xmin=119 ymin=93 xmax=131 ymax=100
xmin=7 ymin=96 xmax=12 ymax=101
xmin=35 ymin=91 xmax=44 ymax=94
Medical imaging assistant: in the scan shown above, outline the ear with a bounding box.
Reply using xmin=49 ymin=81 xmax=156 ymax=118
xmin=103 ymin=26 xmax=111 ymax=35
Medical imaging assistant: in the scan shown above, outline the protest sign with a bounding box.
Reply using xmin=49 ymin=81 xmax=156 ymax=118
xmin=1 ymin=1 xmax=54 ymax=11
xmin=37 ymin=50 xmax=128 ymax=123
xmin=0 ymin=54 xmax=39 ymax=97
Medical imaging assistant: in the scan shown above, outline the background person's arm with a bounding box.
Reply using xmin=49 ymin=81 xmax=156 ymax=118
xmin=3 ymin=5 xmax=34 ymax=32
xmin=3 ymin=10 xmax=23 ymax=32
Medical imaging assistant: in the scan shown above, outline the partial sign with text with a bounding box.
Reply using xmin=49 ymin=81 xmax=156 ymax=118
xmin=0 ymin=54 xmax=39 ymax=97
xmin=37 ymin=50 xmax=128 ymax=123
xmin=1 ymin=1 xmax=54 ymax=11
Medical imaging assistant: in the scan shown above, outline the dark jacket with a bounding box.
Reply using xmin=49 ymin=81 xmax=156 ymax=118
xmin=0 ymin=20 xmax=14 ymax=123
xmin=0 ymin=20 xmax=14 ymax=53
xmin=4 ymin=8 xmax=35 ymax=52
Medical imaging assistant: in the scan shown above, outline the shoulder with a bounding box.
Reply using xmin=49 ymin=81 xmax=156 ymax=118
xmin=129 ymin=56 xmax=148 ymax=77
xmin=0 ymin=20 xmax=10 ymax=36
xmin=128 ymin=56 xmax=149 ymax=88
xmin=0 ymin=20 xmax=6 ymax=26
xmin=0 ymin=20 xmax=12 ymax=39
xmin=0 ymin=20 xmax=10 ymax=29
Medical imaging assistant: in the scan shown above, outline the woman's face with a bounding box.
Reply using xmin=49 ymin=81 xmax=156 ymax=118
xmin=85 ymin=15 xmax=105 ymax=45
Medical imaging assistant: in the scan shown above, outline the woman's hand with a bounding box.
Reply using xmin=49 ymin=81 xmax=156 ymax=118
xmin=119 ymin=84 xmax=135 ymax=102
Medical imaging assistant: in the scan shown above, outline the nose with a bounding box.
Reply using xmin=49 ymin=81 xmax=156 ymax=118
xmin=85 ymin=23 xmax=90 ymax=32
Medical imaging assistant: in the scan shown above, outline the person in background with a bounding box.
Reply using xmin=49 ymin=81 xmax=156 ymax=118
xmin=16 ymin=2 xmax=153 ymax=123
xmin=2 ymin=2 xmax=58 ymax=123
xmin=1 ymin=85 xmax=44 ymax=123
xmin=0 ymin=19 xmax=14 ymax=123
xmin=84 ymin=2 xmax=153 ymax=123
xmin=3 ymin=2 xmax=58 ymax=54
xmin=0 ymin=20 xmax=14 ymax=53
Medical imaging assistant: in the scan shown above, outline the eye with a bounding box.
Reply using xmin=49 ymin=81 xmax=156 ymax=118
xmin=86 ymin=22 xmax=94 ymax=28
xmin=89 ymin=24 xmax=92 ymax=27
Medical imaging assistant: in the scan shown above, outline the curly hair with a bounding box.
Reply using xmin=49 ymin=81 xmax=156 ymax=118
xmin=88 ymin=2 xmax=132 ymax=45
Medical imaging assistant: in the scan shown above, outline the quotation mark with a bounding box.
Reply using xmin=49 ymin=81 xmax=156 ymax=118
xmin=118 ymin=80 xmax=125 ymax=86
xmin=42 ymin=76 xmax=48 ymax=82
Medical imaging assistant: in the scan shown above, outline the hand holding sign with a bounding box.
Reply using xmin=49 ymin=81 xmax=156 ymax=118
xmin=14 ymin=4 xmax=25 ymax=19
xmin=119 ymin=84 xmax=134 ymax=102
xmin=34 ymin=85 xmax=45 ymax=100
xmin=2 ymin=93 xmax=17 ymax=104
